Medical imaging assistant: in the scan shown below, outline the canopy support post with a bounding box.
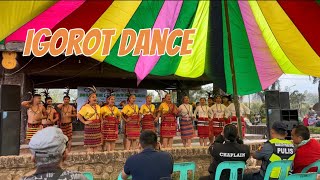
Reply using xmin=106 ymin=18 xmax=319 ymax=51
xmin=223 ymin=0 xmax=243 ymax=139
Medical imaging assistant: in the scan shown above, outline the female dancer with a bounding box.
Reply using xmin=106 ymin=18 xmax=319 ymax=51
xmin=77 ymin=87 xmax=102 ymax=152
xmin=194 ymin=97 xmax=213 ymax=146
xmin=101 ymin=95 xmax=121 ymax=151
xmin=156 ymin=94 xmax=178 ymax=148
xmin=210 ymin=95 xmax=228 ymax=144
xmin=140 ymin=95 xmax=156 ymax=132
xmin=227 ymin=97 xmax=250 ymax=138
xmin=178 ymin=96 xmax=194 ymax=147
xmin=121 ymin=94 xmax=140 ymax=150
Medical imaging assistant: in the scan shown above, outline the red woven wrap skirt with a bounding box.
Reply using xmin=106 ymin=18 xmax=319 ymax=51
xmin=180 ymin=117 xmax=194 ymax=139
xmin=211 ymin=118 xmax=226 ymax=137
xmin=42 ymin=123 xmax=54 ymax=128
xmin=126 ymin=115 xmax=140 ymax=140
xmin=142 ymin=114 xmax=155 ymax=132
xmin=26 ymin=123 xmax=42 ymax=140
xmin=228 ymin=116 xmax=246 ymax=138
xmin=84 ymin=119 xmax=102 ymax=147
xmin=161 ymin=114 xmax=177 ymax=138
xmin=197 ymin=118 xmax=209 ymax=138
xmin=60 ymin=122 xmax=73 ymax=141
xmin=102 ymin=116 xmax=119 ymax=141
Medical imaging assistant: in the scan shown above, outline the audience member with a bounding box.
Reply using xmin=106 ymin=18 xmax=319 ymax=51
xmin=199 ymin=124 xmax=250 ymax=180
xmin=291 ymin=125 xmax=320 ymax=173
xmin=243 ymin=122 xmax=295 ymax=180
xmin=121 ymin=130 xmax=174 ymax=180
xmin=21 ymin=127 xmax=87 ymax=180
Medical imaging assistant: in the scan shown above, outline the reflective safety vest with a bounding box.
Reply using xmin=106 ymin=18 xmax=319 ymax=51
xmin=266 ymin=138 xmax=295 ymax=178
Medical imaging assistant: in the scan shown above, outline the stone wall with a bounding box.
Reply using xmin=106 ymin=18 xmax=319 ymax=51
xmin=0 ymin=144 xmax=265 ymax=180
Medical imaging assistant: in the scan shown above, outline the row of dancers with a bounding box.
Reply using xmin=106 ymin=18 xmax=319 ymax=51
xmin=21 ymin=87 xmax=250 ymax=152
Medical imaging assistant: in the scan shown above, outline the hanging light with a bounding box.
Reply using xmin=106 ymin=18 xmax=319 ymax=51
xmin=1 ymin=51 xmax=17 ymax=69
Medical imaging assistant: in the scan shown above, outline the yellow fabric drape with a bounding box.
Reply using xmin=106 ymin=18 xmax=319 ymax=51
xmin=175 ymin=0 xmax=209 ymax=78
xmin=88 ymin=1 xmax=141 ymax=62
xmin=248 ymin=1 xmax=302 ymax=75
xmin=0 ymin=1 xmax=56 ymax=41
xmin=257 ymin=1 xmax=320 ymax=76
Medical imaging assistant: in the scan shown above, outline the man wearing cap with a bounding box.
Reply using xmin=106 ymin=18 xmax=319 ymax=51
xmin=21 ymin=127 xmax=87 ymax=180
xmin=243 ymin=121 xmax=295 ymax=180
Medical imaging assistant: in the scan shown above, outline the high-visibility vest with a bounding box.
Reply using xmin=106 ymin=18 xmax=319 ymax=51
xmin=265 ymin=138 xmax=295 ymax=178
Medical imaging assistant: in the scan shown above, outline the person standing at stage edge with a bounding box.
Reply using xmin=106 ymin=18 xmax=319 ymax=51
xmin=178 ymin=96 xmax=194 ymax=147
xmin=157 ymin=94 xmax=178 ymax=148
xmin=194 ymin=97 xmax=213 ymax=146
xmin=21 ymin=92 xmax=47 ymax=143
xmin=210 ymin=95 xmax=228 ymax=144
xmin=140 ymin=95 xmax=157 ymax=132
xmin=77 ymin=86 xmax=102 ymax=152
xmin=42 ymin=90 xmax=59 ymax=128
xmin=122 ymin=94 xmax=141 ymax=150
xmin=101 ymin=95 xmax=121 ymax=151
xmin=57 ymin=89 xmax=77 ymax=151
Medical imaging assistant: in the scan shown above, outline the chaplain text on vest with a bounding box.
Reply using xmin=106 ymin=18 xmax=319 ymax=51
xmin=219 ymin=153 xmax=246 ymax=158
xmin=23 ymin=28 xmax=196 ymax=57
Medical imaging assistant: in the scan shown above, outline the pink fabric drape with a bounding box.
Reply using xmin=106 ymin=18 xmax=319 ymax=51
xmin=134 ymin=0 xmax=183 ymax=85
xmin=6 ymin=0 xmax=85 ymax=43
xmin=238 ymin=1 xmax=282 ymax=89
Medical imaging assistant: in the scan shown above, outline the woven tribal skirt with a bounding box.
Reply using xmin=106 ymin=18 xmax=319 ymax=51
xmin=180 ymin=117 xmax=194 ymax=139
xmin=126 ymin=115 xmax=140 ymax=140
xmin=102 ymin=116 xmax=119 ymax=141
xmin=160 ymin=114 xmax=177 ymax=138
xmin=197 ymin=118 xmax=209 ymax=138
xmin=26 ymin=123 xmax=42 ymax=140
xmin=60 ymin=122 xmax=73 ymax=141
xmin=142 ymin=114 xmax=155 ymax=132
xmin=84 ymin=119 xmax=102 ymax=147
xmin=229 ymin=116 xmax=246 ymax=138
xmin=211 ymin=118 xmax=226 ymax=137
xmin=42 ymin=123 xmax=54 ymax=128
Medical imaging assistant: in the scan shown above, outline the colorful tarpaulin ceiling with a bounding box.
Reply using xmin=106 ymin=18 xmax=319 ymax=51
xmin=0 ymin=0 xmax=319 ymax=95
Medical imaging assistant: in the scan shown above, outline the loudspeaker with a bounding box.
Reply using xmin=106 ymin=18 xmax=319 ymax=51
xmin=0 ymin=85 xmax=21 ymax=111
xmin=280 ymin=92 xmax=290 ymax=109
xmin=0 ymin=111 xmax=21 ymax=156
xmin=266 ymin=109 xmax=299 ymax=140
xmin=266 ymin=109 xmax=281 ymax=138
xmin=265 ymin=90 xmax=280 ymax=109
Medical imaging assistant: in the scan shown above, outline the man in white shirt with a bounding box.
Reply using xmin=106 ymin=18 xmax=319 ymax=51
xmin=210 ymin=95 xmax=228 ymax=144
xmin=194 ymin=98 xmax=213 ymax=146
xmin=227 ymin=97 xmax=250 ymax=138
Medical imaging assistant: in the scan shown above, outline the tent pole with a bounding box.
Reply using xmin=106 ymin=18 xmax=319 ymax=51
xmin=223 ymin=0 xmax=243 ymax=139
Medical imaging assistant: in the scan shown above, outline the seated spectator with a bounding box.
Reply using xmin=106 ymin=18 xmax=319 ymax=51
xmin=121 ymin=130 xmax=174 ymax=180
xmin=21 ymin=127 xmax=87 ymax=180
xmin=291 ymin=125 xmax=320 ymax=173
xmin=199 ymin=124 xmax=250 ymax=180
xmin=243 ymin=121 xmax=295 ymax=180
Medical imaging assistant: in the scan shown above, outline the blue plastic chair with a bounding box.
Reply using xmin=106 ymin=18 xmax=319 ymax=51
xmin=173 ymin=162 xmax=196 ymax=180
xmin=285 ymin=173 xmax=317 ymax=180
xmin=302 ymin=160 xmax=320 ymax=173
xmin=214 ymin=161 xmax=246 ymax=180
xmin=83 ymin=172 xmax=94 ymax=180
xmin=117 ymin=172 xmax=132 ymax=180
xmin=264 ymin=160 xmax=293 ymax=180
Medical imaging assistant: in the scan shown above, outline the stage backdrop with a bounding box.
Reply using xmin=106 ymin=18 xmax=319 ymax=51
xmin=76 ymin=87 xmax=147 ymax=112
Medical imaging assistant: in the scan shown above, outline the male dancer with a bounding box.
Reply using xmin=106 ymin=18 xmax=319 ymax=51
xmin=42 ymin=96 xmax=59 ymax=128
xmin=57 ymin=95 xmax=76 ymax=151
xmin=21 ymin=93 xmax=47 ymax=143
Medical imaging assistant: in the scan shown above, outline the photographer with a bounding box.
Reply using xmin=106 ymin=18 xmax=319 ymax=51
xmin=200 ymin=124 xmax=250 ymax=180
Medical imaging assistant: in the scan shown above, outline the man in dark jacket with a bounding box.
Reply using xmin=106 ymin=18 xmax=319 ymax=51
xmin=200 ymin=124 xmax=250 ymax=180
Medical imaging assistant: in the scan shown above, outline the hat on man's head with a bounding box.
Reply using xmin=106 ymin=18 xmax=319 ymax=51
xmin=272 ymin=121 xmax=287 ymax=133
xmin=29 ymin=127 xmax=68 ymax=157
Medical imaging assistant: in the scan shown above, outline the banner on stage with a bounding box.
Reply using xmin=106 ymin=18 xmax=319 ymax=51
xmin=76 ymin=87 xmax=147 ymax=112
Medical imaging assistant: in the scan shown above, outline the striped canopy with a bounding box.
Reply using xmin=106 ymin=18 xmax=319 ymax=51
xmin=0 ymin=0 xmax=319 ymax=95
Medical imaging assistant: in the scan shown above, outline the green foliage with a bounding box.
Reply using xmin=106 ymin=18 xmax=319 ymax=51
xmin=308 ymin=126 xmax=320 ymax=134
